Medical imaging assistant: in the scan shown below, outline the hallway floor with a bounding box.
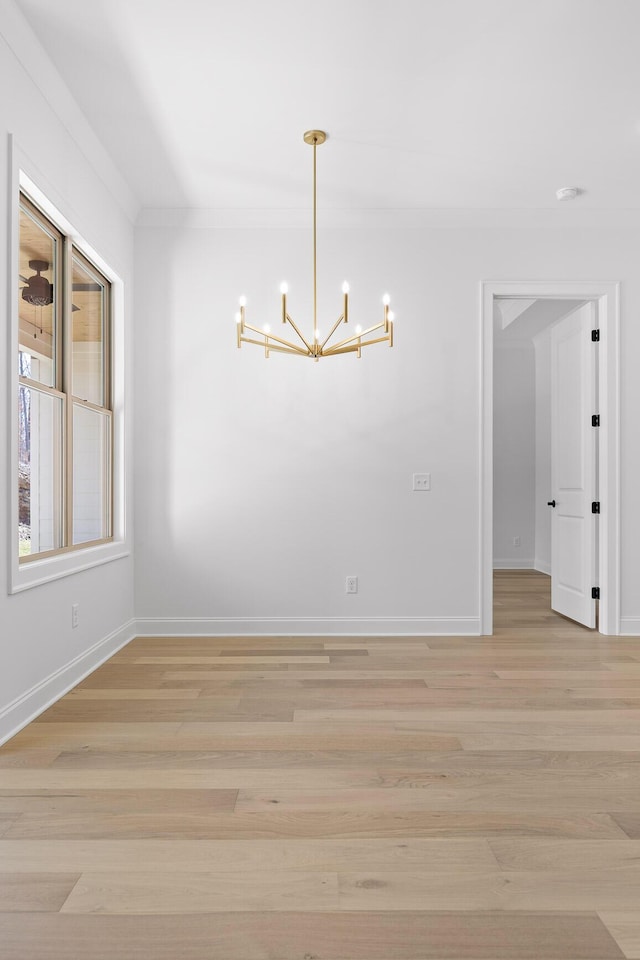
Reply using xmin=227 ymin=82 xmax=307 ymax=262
xmin=0 ymin=570 xmax=639 ymax=958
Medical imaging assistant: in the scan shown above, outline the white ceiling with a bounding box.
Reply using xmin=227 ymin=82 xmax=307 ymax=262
xmin=12 ymin=0 xmax=640 ymax=213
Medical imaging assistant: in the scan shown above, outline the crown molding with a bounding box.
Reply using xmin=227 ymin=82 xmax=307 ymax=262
xmin=136 ymin=205 xmax=640 ymax=230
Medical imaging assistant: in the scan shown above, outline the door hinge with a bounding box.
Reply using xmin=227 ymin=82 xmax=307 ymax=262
xmin=592 ymin=414 xmax=600 ymax=427
xmin=591 ymin=329 xmax=600 ymax=342
xmin=592 ymin=587 xmax=600 ymax=600
xmin=592 ymin=501 xmax=600 ymax=514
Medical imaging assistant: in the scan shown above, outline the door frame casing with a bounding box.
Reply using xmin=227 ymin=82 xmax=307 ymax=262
xmin=480 ymin=281 xmax=620 ymax=635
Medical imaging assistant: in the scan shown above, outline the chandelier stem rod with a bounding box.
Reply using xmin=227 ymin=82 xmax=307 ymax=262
xmin=313 ymin=138 xmax=318 ymax=345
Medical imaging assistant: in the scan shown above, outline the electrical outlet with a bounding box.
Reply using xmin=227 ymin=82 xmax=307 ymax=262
xmin=346 ymin=576 xmax=358 ymax=594
xmin=413 ymin=473 xmax=431 ymax=491
xmin=71 ymin=603 xmax=79 ymax=628
xmin=513 ymin=536 xmax=521 ymax=547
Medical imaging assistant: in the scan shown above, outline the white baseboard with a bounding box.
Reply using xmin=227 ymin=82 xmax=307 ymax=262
xmin=534 ymin=560 xmax=552 ymax=575
xmin=134 ymin=616 xmax=482 ymax=637
xmin=620 ymin=618 xmax=640 ymax=636
xmin=0 ymin=619 xmax=137 ymax=747
xmin=493 ymin=559 xmax=535 ymax=570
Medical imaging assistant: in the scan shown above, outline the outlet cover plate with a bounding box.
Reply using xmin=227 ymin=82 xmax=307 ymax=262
xmin=413 ymin=473 xmax=431 ymax=491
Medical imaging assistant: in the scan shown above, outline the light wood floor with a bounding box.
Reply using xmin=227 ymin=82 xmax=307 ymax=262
xmin=1 ymin=570 xmax=640 ymax=959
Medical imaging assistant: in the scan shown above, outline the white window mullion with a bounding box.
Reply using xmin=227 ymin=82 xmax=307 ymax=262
xmin=62 ymin=234 xmax=73 ymax=548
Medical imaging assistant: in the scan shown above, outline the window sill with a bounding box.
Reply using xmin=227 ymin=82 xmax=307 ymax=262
xmin=10 ymin=540 xmax=130 ymax=593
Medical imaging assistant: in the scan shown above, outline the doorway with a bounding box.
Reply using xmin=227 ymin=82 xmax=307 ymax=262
xmin=481 ymin=281 xmax=620 ymax=636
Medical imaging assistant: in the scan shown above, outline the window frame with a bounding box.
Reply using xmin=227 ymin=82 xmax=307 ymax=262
xmin=9 ymin=159 xmax=129 ymax=594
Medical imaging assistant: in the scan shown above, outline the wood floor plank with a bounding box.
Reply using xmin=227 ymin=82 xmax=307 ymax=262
xmin=608 ymin=814 xmax=640 ymax=838
xmin=568 ymin=688 xmax=640 ymax=699
xmin=36 ymin=699 xmax=294 ymax=722
xmin=489 ymin=838 xmax=640 ymax=871
xmin=0 ymin=873 xmax=80 ymax=912
xmin=48 ymin=746 xmax=640 ymax=772
xmin=233 ymin=785 xmax=640 ymax=813
xmin=162 ymin=668 xmax=498 ymax=680
xmin=459 ymin=734 xmax=640 ymax=751
xmin=67 ymin=689 xmax=202 ymax=700
xmin=0 ymin=838 xmax=499 ymax=874
xmin=0 ymin=767 xmax=411 ymax=790
xmin=133 ymin=656 xmax=332 ymax=664
xmin=337 ymin=866 xmax=640 ymax=911
xmin=48 ymin=748 xmax=468 ymax=769
xmin=0 ymin=911 xmax=624 ymax=959
xmin=495 ymin=670 xmax=640 ymax=679
xmin=3 ymin=809 xmax=625 ymax=840
xmin=61 ymin=870 xmax=340 ymax=913
xmin=10 ymin=725 xmax=463 ymax=753
xmin=599 ymin=913 xmax=640 ymax=959
xmin=0 ymin=749 xmax=61 ymax=767
xmin=33 ymin=763 xmax=630 ymax=792
xmin=294 ymin=707 xmax=640 ymax=722
xmin=0 ymin=788 xmax=238 ymax=814
xmin=0 ymin=816 xmax=17 ymax=837
xmin=8 ymin=722 xmax=183 ymax=748
xmin=218 ymin=648 xmax=369 ymax=657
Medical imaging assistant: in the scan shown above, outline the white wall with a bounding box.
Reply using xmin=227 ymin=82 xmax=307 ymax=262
xmin=493 ymin=341 xmax=536 ymax=567
xmin=0 ymin=1 xmax=136 ymax=742
xmin=134 ymin=217 xmax=640 ymax=634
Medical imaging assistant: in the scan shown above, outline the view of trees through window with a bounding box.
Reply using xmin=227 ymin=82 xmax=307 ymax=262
xmin=18 ymin=352 xmax=31 ymax=556
xmin=18 ymin=194 xmax=112 ymax=560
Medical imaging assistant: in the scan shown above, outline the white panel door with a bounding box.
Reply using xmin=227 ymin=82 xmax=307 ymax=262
xmin=550 ymin=303 xmax=597 ymax=627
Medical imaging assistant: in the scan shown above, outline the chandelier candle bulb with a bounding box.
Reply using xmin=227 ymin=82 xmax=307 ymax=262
xmin=342 ymin=281 xmax=349 ymax=324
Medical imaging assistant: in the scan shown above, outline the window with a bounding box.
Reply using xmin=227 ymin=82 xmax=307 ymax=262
xmin=18 ymin=194 xmax=112 ymax=561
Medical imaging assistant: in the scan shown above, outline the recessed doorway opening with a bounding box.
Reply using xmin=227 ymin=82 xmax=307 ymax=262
xmin=481 ymin=281 xmax=620 ymax=636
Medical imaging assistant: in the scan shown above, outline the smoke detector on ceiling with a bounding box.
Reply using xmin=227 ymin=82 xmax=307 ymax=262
xmin=556 ymin=186 xmax=581 ymax=201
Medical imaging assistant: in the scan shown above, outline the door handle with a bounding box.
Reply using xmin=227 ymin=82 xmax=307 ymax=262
xmin=547 ymin=500 xmax=556 ymax=508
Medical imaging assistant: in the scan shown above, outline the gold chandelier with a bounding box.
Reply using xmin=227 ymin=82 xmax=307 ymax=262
xmin=236 ymin=130 xmax=395 ymax=361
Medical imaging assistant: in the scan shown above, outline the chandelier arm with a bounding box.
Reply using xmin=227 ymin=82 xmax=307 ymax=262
xmin=263 ymin=333 xmax=310 ymax=355
xmin=325 ymin=321 xmax=386 ymax=353
xmin=242 ymin=324 xmax=310 ymax=355
xmin=324 ymin=334 xmax=391 ymax=356
xmin=263 ymin=341 xmax=309 ymax=356
xmin=320 ymin=314 xmax=346 ymax=352
xmin=322 ymin=343 xmax=362 ymax=356
xmin=284 ymin=313 xmax=313 ymax=353
xmin=241 ymin=335 xmax=307 ymax=356
xmin=359 ymin=333 xmax=393 ymax=348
